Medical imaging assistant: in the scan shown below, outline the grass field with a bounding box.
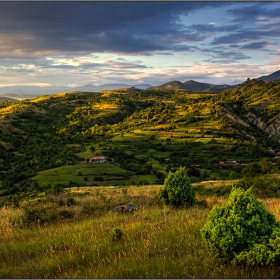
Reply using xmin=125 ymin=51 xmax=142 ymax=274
xmin=33 ymin=162 xmax=129 ymax=186
xmin=1 ymin=183 xmax=280 ymax=278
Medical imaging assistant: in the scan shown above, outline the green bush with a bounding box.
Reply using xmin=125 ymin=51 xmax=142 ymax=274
xmin=201 ymin=187 xmax=279 ymax=265
xmin=111 ymin=227 xmax=123 ymax=242
xmin=234 ymin=227 xmax=280 ymax=266
xmin=235 ymin=176 xmax=280 ymax=198
xmin=237 ymin=243 xmax=271 ymax=266
xmin=48 ymin=184 xmax=65 ymax=195
xmin=22 ymin=207 xmax=58 ymax=225
xmin=242 ymin=159 xmax=276 ymax=178
xmin=158 ymin=166 xmax=196 ymax=207
xmin=22 ymin=207 xmax=45 ymax=225
xmin=81 ymin=203 xmax=97 ymax=215
xmin=66 ymin=197 xmax=77 ymax=206
xmin=57 ymin=209 xmax=75 ymax=219
xmin=242 ymin=162 xmax=262 ymax=178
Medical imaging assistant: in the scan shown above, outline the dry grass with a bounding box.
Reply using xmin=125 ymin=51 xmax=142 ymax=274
xmin=0 ymin=185 xmax=280 ymax=278
xmin=193 ymin=179 xmax=239 ymax=189
xmin=261 ymin=198 xmax=280 ymax=221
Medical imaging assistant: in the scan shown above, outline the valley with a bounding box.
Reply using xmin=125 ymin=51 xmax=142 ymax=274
xmin=0 ymin=78 xmax=280 ymax=206
xmin=1 ymin=2 xmax=280 ymax=277
xmin=0 ymin=77 xmax=280 ymax=277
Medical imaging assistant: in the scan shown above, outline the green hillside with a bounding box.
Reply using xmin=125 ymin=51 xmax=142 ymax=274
xmin=0 ymin=79 xmax=280 ymax=203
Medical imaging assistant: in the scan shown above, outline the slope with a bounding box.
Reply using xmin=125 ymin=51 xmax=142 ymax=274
xmin=0 ymin=81 xmax=279 ymax=194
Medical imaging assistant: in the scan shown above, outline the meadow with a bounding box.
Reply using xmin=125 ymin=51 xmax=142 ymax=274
xmin=1 ymin=183 xmax=280 ymax=278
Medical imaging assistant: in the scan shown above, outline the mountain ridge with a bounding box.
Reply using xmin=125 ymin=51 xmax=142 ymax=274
xmin=0 ymin=83 xmax=151 ymax=100
xmin=148 ymin=79 xmax=235 ymax=93
xmin=148 ymin=70 xmax=280 ymax=92
xmin=0 ymin=69 xmax=280 ymax=100
xmin=257 ymin=70 xmax=280 ymax=82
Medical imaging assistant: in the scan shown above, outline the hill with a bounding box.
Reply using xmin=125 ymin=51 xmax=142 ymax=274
xmin=0 ymin=96 xmax=18 ymax=103
xmin=148 ymin=80 xmax=234 ymax=92
xmin=0 ymin=83 xmax=151 ymax=100
xmin=218 ymin=78 xmax=280 ymax=141
xmin=73 ymin=83 xmax=151 ymax=92
xmin=258 ymin=70 xmax=280 ymax=82
xmin=0 ymin=79 xmax=279 ymax=198
xmin=147 ymin=69 xmax=280 ymax=92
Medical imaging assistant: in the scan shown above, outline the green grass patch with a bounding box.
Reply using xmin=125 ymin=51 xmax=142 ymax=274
xmin=32 ymin=162 xmax=129 ymax=186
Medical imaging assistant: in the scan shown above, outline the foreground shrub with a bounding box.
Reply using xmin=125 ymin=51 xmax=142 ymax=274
xmin=201 ymin=187 xmax=280 ymax=265
xmin=158 ymin=166 xmax=196 ymax=207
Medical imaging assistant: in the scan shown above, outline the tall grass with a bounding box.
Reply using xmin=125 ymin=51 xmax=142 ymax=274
xmin=0 ymin=185 xmax=280 ymax=278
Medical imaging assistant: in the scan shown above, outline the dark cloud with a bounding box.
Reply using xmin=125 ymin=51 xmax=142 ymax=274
xmin=226 ymin=2 xmax=280 ymax=23
xmin=211 ymin=28 xmax=280 ymax=45
xmin=210 ymin=3 xmax=280 ymax=47
xmin=0 ymin=2 xmax=279 ymax=87
xmin=0 ymin=2 xmax=225 ymax=54
xmin=191 ymin=23 xmax=242 ymax=33
xmin=200 ymin=46 xmax=251 ymax=63
xmin=241 ymin=41 xmax=270 ymax=50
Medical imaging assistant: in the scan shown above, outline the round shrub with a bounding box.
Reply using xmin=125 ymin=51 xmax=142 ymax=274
xmin=158 ymin=166 xmax=196 ymax=207
xmin=201 ymin=187 xmax=278 ymax=265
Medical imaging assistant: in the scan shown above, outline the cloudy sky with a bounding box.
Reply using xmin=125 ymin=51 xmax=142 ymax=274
xmin=1 ymin=1 xmax=280 ymax=87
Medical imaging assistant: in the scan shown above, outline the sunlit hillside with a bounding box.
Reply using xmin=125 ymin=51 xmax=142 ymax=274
xmin=0 ymin=79 xmax=279 ymax=205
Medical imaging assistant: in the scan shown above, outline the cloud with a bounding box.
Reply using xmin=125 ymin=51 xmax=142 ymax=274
xmin=211 ymin=28 xmax=279 ymax=46
xmin=147 ymin=62 xmax=275 ymax=86
xmin=200 ymin=47 xmax=251 ymax=63
xmin=210 ymin=3 xmax=280 ymax=47
xmin=0 ymin=2 xmax=226 ymax=55
xmin=0 ymin=2 xmax=279 ymax=87
xmin=190 ymin=23 xmax=241 ymax=33
xmin=226 ymin=3 xmax=280 ymax=24
xmin=241 ymin=41 xmax=270 ymax=50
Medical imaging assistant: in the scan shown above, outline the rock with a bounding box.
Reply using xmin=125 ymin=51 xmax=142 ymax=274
xmin=246 ymin=112 xmax=280 ymax=142
xmin=109 ymin=203 xmax=138 ymax=214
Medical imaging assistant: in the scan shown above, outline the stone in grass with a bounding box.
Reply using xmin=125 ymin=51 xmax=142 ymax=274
xmin=109 ymin=203 xmax=138 ymax=214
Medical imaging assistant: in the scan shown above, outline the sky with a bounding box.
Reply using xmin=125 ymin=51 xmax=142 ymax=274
xmin=1 ymin=1 xmax=280 ymax=87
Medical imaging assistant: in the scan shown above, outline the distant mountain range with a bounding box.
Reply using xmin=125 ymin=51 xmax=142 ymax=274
xmin=0 ymin=70 xmax=280 ymax=100
xmin=147 ymin=80 xmax=235 ymax=93
xmin=0 ymin=83 xmax=151 ymax=100
xmin=148 ymin=70 xmax=280 ymax=92
xmin=0 ymin=96 xmax=18 ymax=102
